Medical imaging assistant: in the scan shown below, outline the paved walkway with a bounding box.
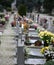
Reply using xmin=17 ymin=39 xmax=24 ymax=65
xmin=0 ymin=14 xmax=17 ymax=65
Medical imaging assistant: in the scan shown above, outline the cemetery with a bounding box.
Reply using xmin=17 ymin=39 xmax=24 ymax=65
xmin=0 ymin=0 xmax=54 ymax=65
xmin=11 ymin=13 xmax=54 ymax=65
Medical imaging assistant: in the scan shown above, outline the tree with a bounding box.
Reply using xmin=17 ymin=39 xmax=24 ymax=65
xmin=0 ymin=5 xmax=4 ymax=12
xmin=37 ymin=0 xmax=42 ymax=12
xmin=18 ymin=4 xmax=27 ymax=16
xmin=43 ymin=0 xmax=54 ymax=14
xmin=16 ymin=0 xmax=43 ymax=12
xmin=0 ymin=0 xmax=14 ymax=9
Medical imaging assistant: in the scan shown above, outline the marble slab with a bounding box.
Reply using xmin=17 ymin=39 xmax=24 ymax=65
xmin=28 ymin=28 xmax=35 ymax=31
xmin=28 ymin=33 xmax=39 ymax=37
xmin=29 ymin=39 xmax=37 ymax=43
xmin=25 ymin=58 xmax=46 ymax=64
xmin=27 ymin=48 xmax=44 ymax=57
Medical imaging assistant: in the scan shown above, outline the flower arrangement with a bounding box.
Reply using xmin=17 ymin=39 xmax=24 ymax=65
xmin=1 ymin=18 xmax=5 ymax=22
xmin=11 ymin=21 xmax=16 ymax=27
xmin=0 ymin=18 xmax=6 ymax=25
xmin=39 ymin=30 xmax=54 ymax=46
xmin=40 ymin=46 xmax=53 ymax=61
xmin=40 ymin=46 xmax=49 ymax=54
xmin=24 ymin=47 xmax=29 ymax=59
xmin=28 ymin=19 xmax=33 ymax=24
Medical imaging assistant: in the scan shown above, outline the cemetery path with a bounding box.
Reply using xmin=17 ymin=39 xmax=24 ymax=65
xmin=0 ymin=14 xmax=17 ymax=65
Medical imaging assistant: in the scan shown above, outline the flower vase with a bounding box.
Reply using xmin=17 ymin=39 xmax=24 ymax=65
xmin=44 ymin=41 xmax=49 ymax=47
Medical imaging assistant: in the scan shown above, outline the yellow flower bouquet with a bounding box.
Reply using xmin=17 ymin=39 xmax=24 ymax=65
xmin=39 ymin=30 xmax=54 ymax=46
xmin=40 ymin=46 xmax=53 ymax=61
xmin=40 ymin=46 xmax=49 ymax=54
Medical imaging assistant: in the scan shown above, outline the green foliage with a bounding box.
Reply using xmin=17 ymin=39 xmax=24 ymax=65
xmin=0 ymin=5 xmax=4 ymax=12
xmin=44 ymin=60 xmax=54 ymax=65
xmin=0 ymin=13 xmax=4 ymax=18
xmin=6 ymin=7 xmax=11 ymax=11
xmin=37 ymin=0 xmax=42 ymax=12
xmin=18 ymin=4 xmax=27 ymax=16
xmin=43 ymin=0 xmax=54 ymax=14
xmin=0 ymin=0 xmax=14 ymax=9
xmin=16 ymin=0 xmax=43 ymax=12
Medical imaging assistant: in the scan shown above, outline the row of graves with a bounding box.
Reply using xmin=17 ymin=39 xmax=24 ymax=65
xmin=38 ymin=15 xmax=54 ymax=33
xmin=26 ymin=13 xmax=54 ymax=33
xmin=12 ymin=13 xmax=54 ymax=65
xmin=24 ymin=23 xmax=46 ymax=65
xmin=24 ymin=21 xmax=54 ymax=65
xmin=0 ymin=12 xmax=9 ymax=35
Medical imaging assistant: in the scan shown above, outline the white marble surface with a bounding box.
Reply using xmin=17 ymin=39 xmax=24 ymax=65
xmin=28 ymin=33 xmax=39 ymax=37
xmin=25 ymin=58 xmax=46 ymax=64
xmin=28 ymin=28 xmax=35 ymax=31
xmin=27 ymin=48 xmax=44 ymax=57
xmin=29 ymin=39 xmax=37 ymax=43
xmin=28 ymin=32 xmax=38 ymax=35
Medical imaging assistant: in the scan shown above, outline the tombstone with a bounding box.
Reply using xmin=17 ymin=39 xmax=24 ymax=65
xmin=37 ymin=14 xmax=40 ymax=24
xmin=35 ymin=14 xmax=38 ymax=23
xmin=27 ymin=13 xmax=30 ymax=18
xmin=32 ymin=15 xmax=34 ymax=20
xmin=52 ymin=20 xmax=54 ymax=33
xmin=34 ymin=14 xmax=36 ymax=22
xmin=47 ymin=18 xmax=53 ymax=31
xmin=16 ymin=20 xmax=20 ymax=35
xmin=4 ymin=9 xmax=6 ymax=14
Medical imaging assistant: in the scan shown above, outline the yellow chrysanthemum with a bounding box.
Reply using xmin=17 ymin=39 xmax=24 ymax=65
xmin=39 ymin=30 xmax=54 ymax=45
xmin=40 ymin=46 xmax=49 ymax=54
